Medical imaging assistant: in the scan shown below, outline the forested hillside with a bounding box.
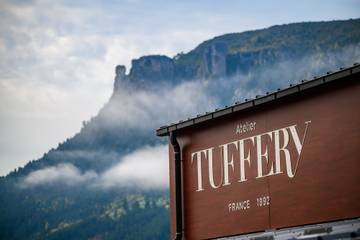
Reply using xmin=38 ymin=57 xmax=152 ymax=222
xmin=1 ymin=19 xmax=359 ymax=240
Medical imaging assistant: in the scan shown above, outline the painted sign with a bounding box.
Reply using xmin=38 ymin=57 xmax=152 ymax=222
xmin=168 ymin=80 xmax=360 ymax=239
xmin=191 ymin=121 xmax=311 ymax=192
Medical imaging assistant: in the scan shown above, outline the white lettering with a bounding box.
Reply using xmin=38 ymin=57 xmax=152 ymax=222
xmin=236 ymin=121 xmax=256 ymax=134
xmin=191 ymin=150 xmax=205 ymax=192
xmin=228 ymin=200 xmax=250 ymax=212
xmin=220 ymin=141 xmax=238 ymax=186
xmin=256 ymin=132 xmax=274 ymax=178
xmin=238 ymin=137 xmax=254 ymax=182
xmin=191 ymin=121 xmax=311 ymax=192
xmin=207 ymin=148 xmax=222 ymax=189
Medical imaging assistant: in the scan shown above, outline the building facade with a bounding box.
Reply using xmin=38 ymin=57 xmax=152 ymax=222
xmin=157 ymin=64 xmax=360 ymax=240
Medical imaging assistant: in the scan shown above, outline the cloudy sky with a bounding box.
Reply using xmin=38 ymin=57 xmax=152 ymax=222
xmin=0 ymin=0 xmax=359 ymax=176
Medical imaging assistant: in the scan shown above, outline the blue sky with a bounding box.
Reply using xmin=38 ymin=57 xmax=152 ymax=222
xmin=0 ymin=0 xmax=359 ymax=176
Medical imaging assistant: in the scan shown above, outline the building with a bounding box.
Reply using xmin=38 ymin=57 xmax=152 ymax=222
xmin=156 ymin=64 xmax=360 ymax=240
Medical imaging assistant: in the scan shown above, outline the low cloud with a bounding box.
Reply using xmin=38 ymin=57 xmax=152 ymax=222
xmin=0 ymin=0 xmax=217 ymax=176
xmin=99 ymin=80 xmax=218 ymax=129
xmin=1 ymin=0 xmax=358 ymax=177
xmin=18 ymin=45 xmax=360 ymax=190
xmin=99 ymin=144 xmax=169 ymax=189
xmin=21 ymin=163 xmax=97 ymax=187
xmin=99 ymin=44 xmax=360 ymax=132
xmin=21 ymin=144 xmax=169 ymax=189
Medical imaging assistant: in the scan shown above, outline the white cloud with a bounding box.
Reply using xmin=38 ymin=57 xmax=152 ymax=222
xmin=1 ymin=0 xmax=359 ymax=177
xmin=21 ymin=163 xmax=98 ymax=187
xmin=21 ymin=144 xmax=169 ymax=189
xmin=99 ymin=145 xmax=169 ymax=189
xmin=101 ymin=80 xmax=219 ymax=129
xmin=0 ymin=0 xmax=217 ymax=176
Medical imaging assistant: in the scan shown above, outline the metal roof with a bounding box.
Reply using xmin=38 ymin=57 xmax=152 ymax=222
xmin=156 ymin=63 xmax=360 ymax=137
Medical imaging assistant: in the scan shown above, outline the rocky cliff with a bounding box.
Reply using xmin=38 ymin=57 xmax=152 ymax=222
xmin=114 ymin=19 xmax=360 ymax=91
xmin=1 ymin=19 xmax=360 ymax=240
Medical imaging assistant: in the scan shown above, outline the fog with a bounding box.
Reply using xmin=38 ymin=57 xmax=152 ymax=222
xmin=20 ymin=44 xmax=360 ymax=190
xmin=21 ymin=145 xmax=169 ymax=189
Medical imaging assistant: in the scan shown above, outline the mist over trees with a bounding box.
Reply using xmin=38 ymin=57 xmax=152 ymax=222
xmin=1 ymin=19 xmax=360 ymax=239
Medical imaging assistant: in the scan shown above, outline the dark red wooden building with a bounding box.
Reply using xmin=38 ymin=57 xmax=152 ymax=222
xmin=157 ymin=64 xmax=360 ymax=240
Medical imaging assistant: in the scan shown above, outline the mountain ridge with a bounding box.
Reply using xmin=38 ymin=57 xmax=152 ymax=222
xmin=113 ymin=18 xmax=360 ymax=89
xmin=1 ymin=19 xmax=360 ymax=240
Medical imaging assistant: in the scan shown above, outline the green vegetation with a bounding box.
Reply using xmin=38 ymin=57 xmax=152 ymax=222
xmin=175 ymin=19 xmax=360 ymax=78
xmin=0 ymin=19 xmax=359 ymax=239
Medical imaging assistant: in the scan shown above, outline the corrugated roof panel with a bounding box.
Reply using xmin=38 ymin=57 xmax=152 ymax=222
xmin=254 ymin=94 xmax=275 ymax=105
xmin=233 ymin=101 xmax=254 ymax=112
xmin=276 ymin=86 xmax=299 ymax=98
xmin=194 ymin=114 xmax=212 ymax=123
xmin=213 ymin=108 xmax=232 ymax=118
xmin=325 ymin=69 xmax=351 ymax=82
xmin=299 ymin=77 xmax=324 ymax=90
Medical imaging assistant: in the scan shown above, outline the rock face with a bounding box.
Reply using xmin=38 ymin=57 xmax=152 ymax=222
xmin=113 ymin=19 xmax=360 ymax=90
xmin=114 ymin=65 xmax=128 ymax=90
xmin=191 ymin=40 xmax=229 ymax=79
xmin=1 ymin=19 xmax=360 ymax=240
xmin=129 ymin=55 xmax=175 ymax=87
xmin=114 ymin=55 xmax=176 ymax=89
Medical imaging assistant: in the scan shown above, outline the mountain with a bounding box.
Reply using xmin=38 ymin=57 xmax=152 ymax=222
xmin=116 ymin=19 xmax=360 ymax=85
xmin=1 ymin=19 xmax=360 ymax=240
